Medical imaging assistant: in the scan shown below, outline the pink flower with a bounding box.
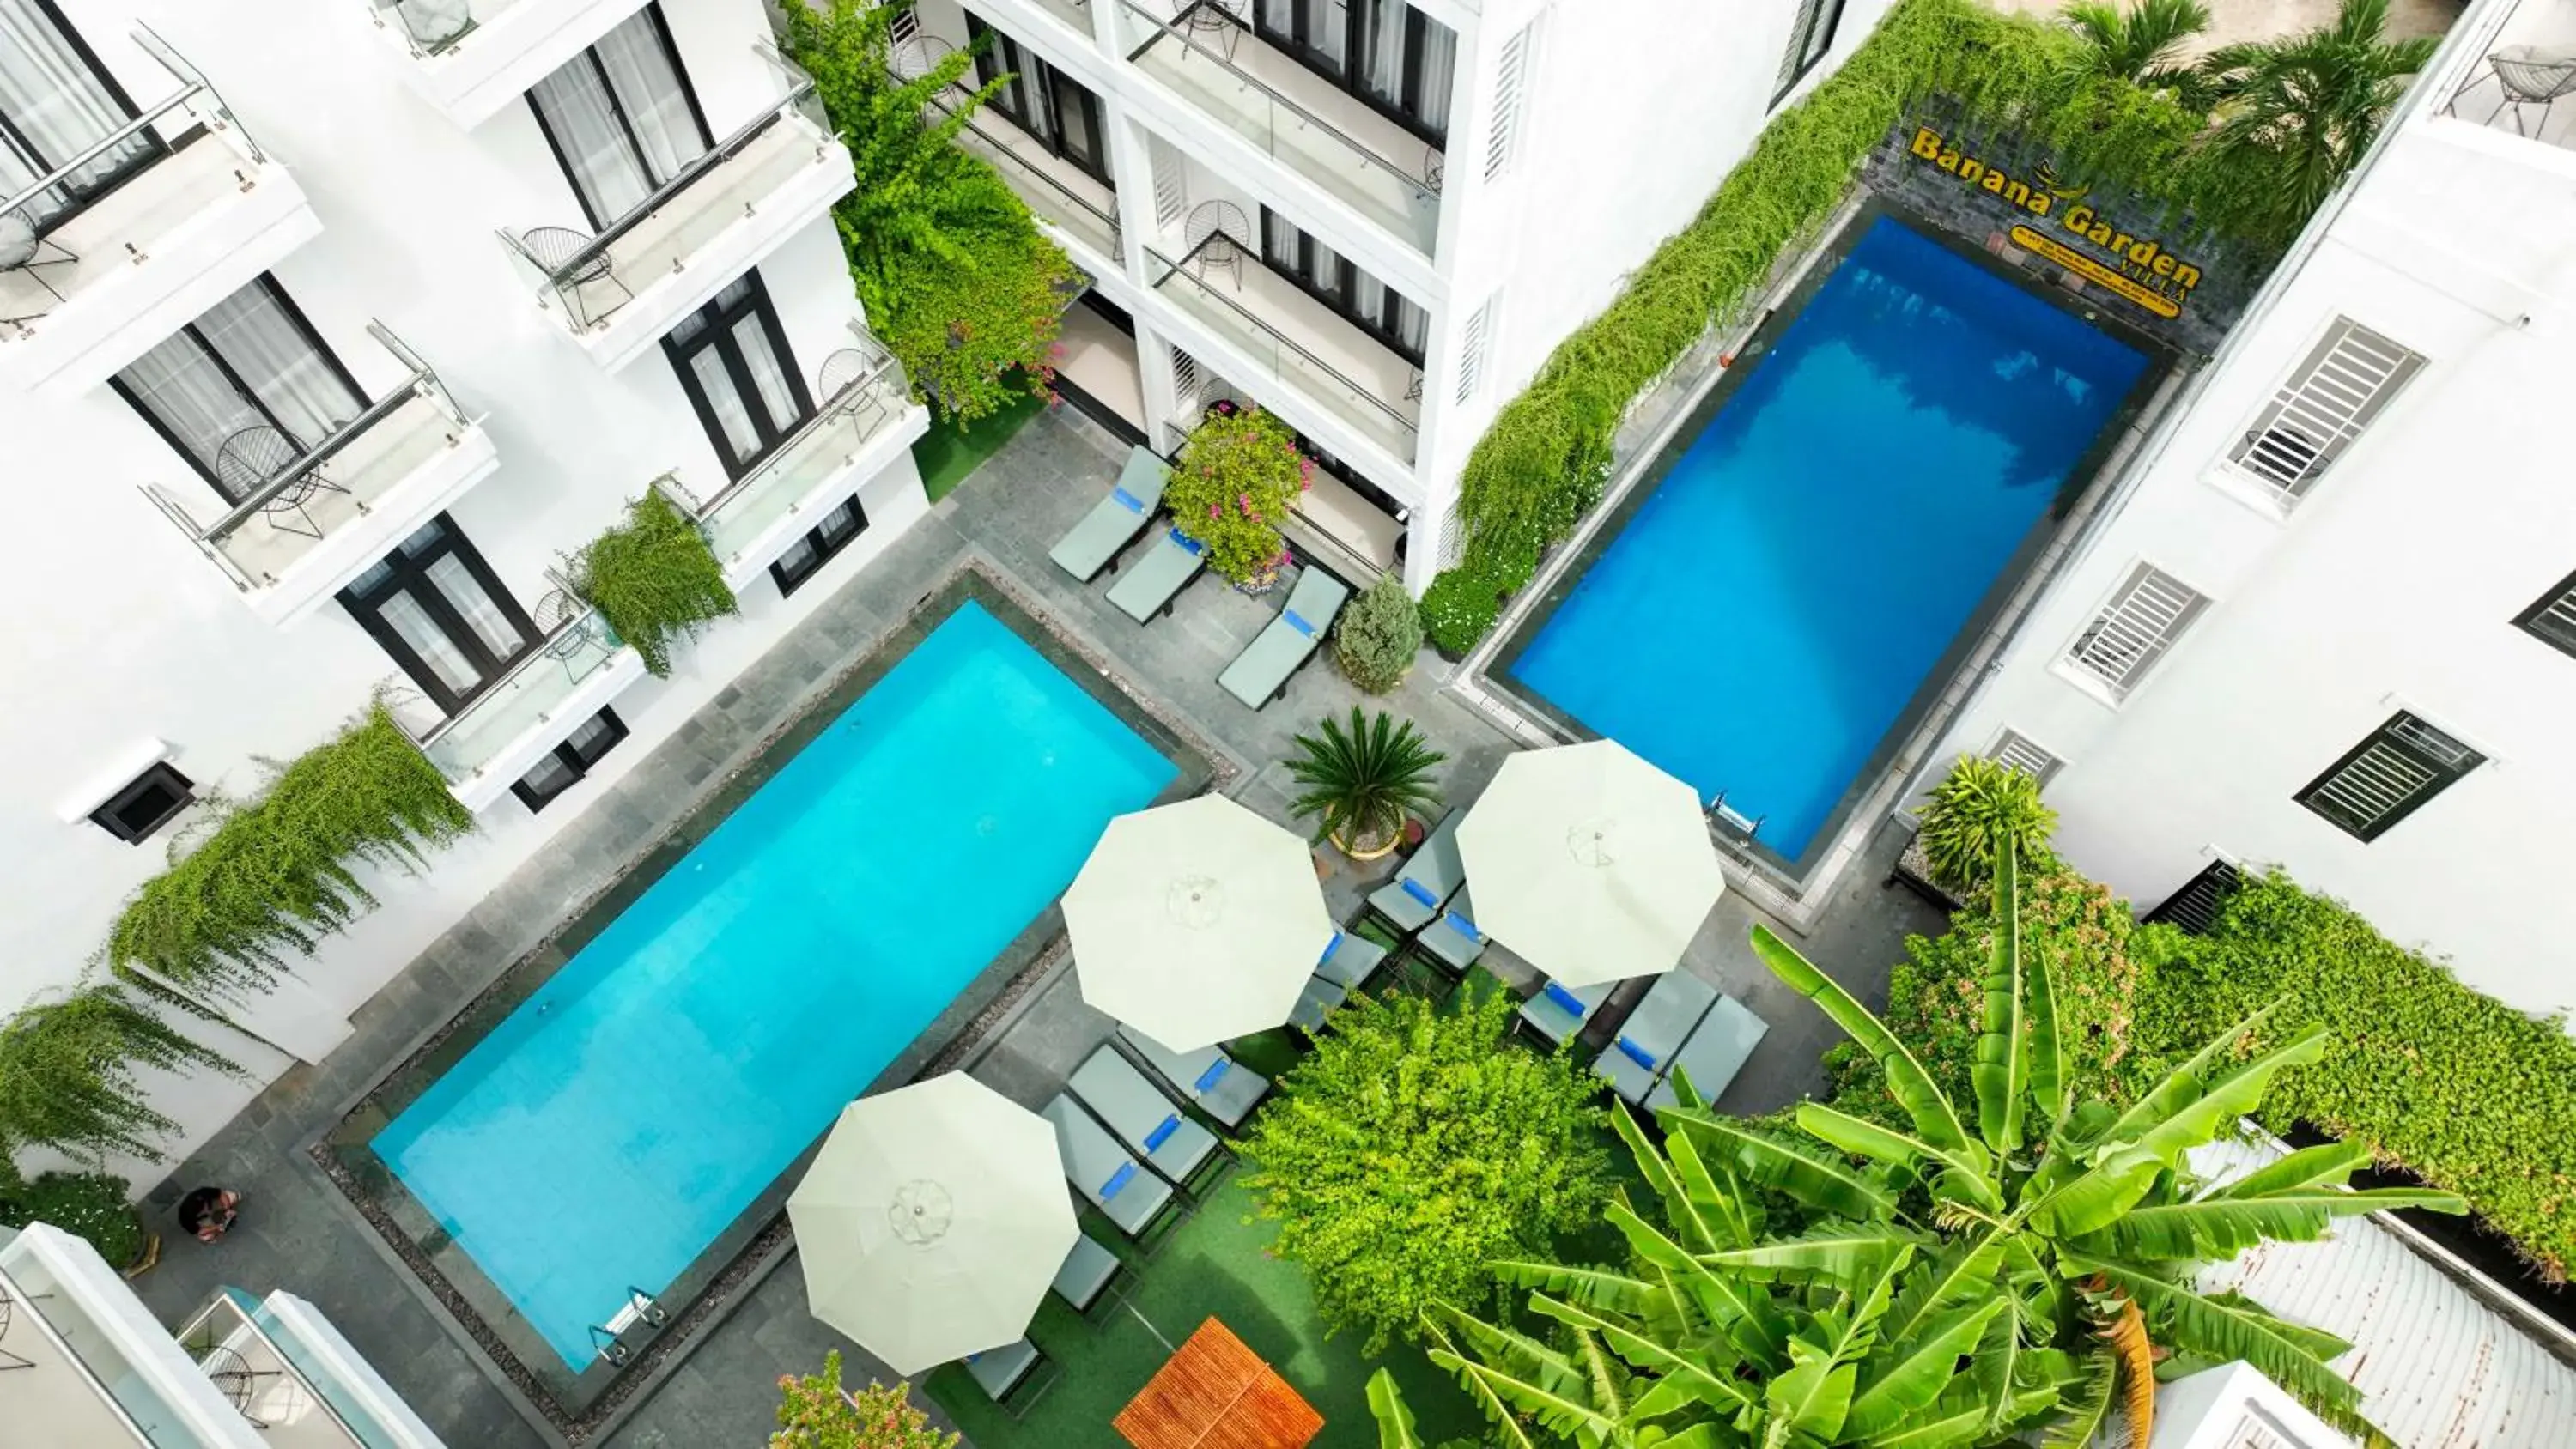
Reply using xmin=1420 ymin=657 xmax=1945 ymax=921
xmin=1208 ymin=504 xmax=1222 ymax=519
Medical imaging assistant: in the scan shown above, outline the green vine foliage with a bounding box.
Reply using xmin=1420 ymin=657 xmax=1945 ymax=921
xmin=572 ymin=488 xmax=738 ymax=677
xmin=783 ymin=0 xmax=1076 ymax=425
xmin=106 ymin=706 xmax=473 ymax=997
xmin=0 ymin=983 xmax=238 ymax=1167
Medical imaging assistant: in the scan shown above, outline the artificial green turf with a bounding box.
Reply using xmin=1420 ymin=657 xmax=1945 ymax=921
xmin=912 ymin=385 xmax=1048 ymax=503
xmin=924 ymin=1173 xmax=1485 ymax=1447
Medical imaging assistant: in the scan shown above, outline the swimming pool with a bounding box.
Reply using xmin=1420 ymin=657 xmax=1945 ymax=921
xmin=368 ymin=595 xmax=1179 ymax=1367
xmin=1500 ymin=213 xmax=2154 ymax=866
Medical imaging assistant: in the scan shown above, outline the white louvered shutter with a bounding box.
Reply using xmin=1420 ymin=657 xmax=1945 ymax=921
xmin=2066 ymin=565 xmax=2206 ymax=696
xmin=1454 ymin=295 xmax=1496 ymax=405
xmin=1989 ymin=731 xmax=2063 ymax=786
xmin=1484 ymin=24 xmax=1532 ymax=181
xmin=2229 ymin=319 xmax=2422 ymax=502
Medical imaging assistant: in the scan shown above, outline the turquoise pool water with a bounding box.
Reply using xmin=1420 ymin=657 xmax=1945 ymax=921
xmin=374 ymin=600 xmax=1177 ymax=1365
xmin=1504 ymin=215 xmax=2150 ymax=862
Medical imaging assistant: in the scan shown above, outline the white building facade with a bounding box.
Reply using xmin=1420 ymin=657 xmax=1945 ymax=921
xmin=1919 ymin=0 xmax=2576 ymax=1024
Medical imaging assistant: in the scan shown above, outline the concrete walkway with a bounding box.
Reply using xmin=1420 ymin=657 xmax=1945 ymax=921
xmin=128 ymin=409 xmax=1947 ymax=1447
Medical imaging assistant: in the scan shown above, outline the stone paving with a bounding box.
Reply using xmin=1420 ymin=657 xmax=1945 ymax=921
xmin=128 ymin=408 xmax=1947 ymax=1448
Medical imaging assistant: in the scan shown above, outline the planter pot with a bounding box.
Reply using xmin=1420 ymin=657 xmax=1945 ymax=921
xmin=1233 ymin=569 xmax=1281 ymax=597
xmin=1331 ymin=822 xmax=1404 ymax=861
xmin=122 ymin=1228 xmax=161 ymax=1280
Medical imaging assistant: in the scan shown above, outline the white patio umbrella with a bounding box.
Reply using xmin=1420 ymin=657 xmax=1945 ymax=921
xmin=1457 ymin=741 xmax=1725 ymax=987
xmin=787 ymin=1073 xmax=1077 ymax=1375
xmin=1064 ymin=793 xmax=1334 ymax=1052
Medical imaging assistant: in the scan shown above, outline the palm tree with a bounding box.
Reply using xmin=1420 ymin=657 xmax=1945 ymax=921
xmin=1284 ymin=708 xmax=1446 ymax=856
xmin=1374 ymin=852 xmax=2462 ymax=1447
xmin=2066 ymin=0 xmax=2215 ymax=103
xmin=2196 ymin=0 xmax=2439 ymax=244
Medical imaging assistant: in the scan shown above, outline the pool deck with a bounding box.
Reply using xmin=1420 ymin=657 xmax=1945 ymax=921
xmin=125 ymin=408 xmax=1949 ymax=1448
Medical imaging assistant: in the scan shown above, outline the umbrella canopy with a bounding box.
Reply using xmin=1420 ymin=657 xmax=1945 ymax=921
xmin=787 ymin=1074 xmax=1077 ymax=1375
xmin=1456 ymin=741 xmax=1725 ymax=986
xmin=1065 ymin=793 xmax=1334 ymax=1052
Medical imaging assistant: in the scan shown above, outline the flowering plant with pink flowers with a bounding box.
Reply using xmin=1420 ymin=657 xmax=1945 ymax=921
xmin=1167 ymin=406 xmax=1311 ymax=586
xmin=769 ymin=1352 xmax=953 ymax=1448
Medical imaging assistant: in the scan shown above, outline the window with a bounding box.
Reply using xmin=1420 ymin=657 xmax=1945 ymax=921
xmin=2065 ymin=563 xmax=2207 ymax=698
xmin=1988 ymin=731 xmax=2063 ymax=787
xmin=2227 ymin=318 xmax=2422 ymax=503
xmin=768 ymin=495 xmax=870 ymax=597
xmin=1483 ymin=22 xmax=1531 ymax=181
xmin=0 ymin=0 xmax=160 ymax=231
xmin=1251 ymin=0 xmax=1457 ymax=145
xmin=968 ymin=15 xmax=1109 ymax=185
xmin=1774 ymin=0 xmax=1850 ymax=101
xmin=340 ymin=516 xmax=538 ymax=714
xmin=527 ymin=3 xmax=711 ymax=230
xmin=664 ymin=272 xmax=811 ymax=478
xmin=109 ymin=276 xmax=367 ymax=501
xmin=2142 ymin=859 xmax=2241 ymax=935
xmin=1454 ymin=294 xmax=1495 ymax=404
xmin=2296 ymin=712 xmax=2483 ymax=841
xmin=1259 ymin=208 xmax=1428 ymax=365
xmin=88 ymin=761 xmax=193 ymax=844
xmin=512 ymin=709 xmax=628 ymax=812
xmin=2513 ymin=569 xmax=2576 ymax=658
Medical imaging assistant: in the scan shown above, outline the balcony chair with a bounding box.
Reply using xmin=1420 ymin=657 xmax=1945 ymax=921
xmin=1185 ymin=200 xmax=1249 ymax=288
xmin=216 ymin=425 xmax=346 ymax=541
xmin=0 ymin=209 xmax=77 ymax=328
xmin=2483 ymin=45 xmax=2576 ymax=136
xmin=816 ymin=345 xmax=892 ymax=440
xmin=520 ymin=225 xmax=633 ymax=330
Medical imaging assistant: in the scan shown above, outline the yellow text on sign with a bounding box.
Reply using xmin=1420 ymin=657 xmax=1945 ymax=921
xmin=2009 ymin=226 xmax=2182 ymax=318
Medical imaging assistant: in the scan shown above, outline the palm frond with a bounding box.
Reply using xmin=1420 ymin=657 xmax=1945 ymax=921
xmin=1674 ymin=1107 xmax=1911 ymax=1221
xmin=2038 ymin=1350 xmax=2122 ymax=1449
xmin=2070 ymin=1254 xmax=2370 ymax=1433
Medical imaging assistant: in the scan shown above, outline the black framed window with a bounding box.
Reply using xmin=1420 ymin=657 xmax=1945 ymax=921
xmin=1259 ymin=208 xmax=1426 ymax=365
xmin=2513 ymin=569 xmax=2576 ymax=659
xmin=526 ymin=3 xmax=712 ymax=230
xmin=0 ymin=0 xmax=162 ymax=232
xmin=513 ymin=709 xmax=629 ymax=812
xmin=109 ymin=275 xmax=366 ymax=502
xmin=966 ymin=14 xmax=1109 ymax=185
xmin=1249 ymin=0 xmax=1456 ymax=146
xmin=664 ymin=272 xmax=811 ymax=477
xmin=2295 ymin=711 xmax=2485 ymax=842
xmin=1774 ymin=0 xmax=1850 ymax=102
xmin=768 ymin=495 xmax=869 ymax=597
xmin=339 ymin=516 xmax=538 ymax=715
xmin=88 ymin=761 xmax=194 ymax=844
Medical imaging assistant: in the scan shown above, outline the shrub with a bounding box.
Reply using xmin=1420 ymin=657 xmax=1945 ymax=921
xmin=569 ymin=488 xmax=738 ymax=677
xmin=0 ymin=1172 xmax=144 ymax=1268
xmin=771 ymin=1351 xmax=954 ymax=1448
xmin=1283 ymin=707 xmax=1445 ymax=850
xmin=1916 ymin=754 xmax=2060 ymax=891
xmin=1242 ymin=983 xmax=1613 ymax=1352
xmin=1417 ymin=554 xmax=1524 ymax=657
xmin=1166 ymin=407 xmax=1309 ymax=586
xmin=1332 ymin=574 xmax=1423 ymax=692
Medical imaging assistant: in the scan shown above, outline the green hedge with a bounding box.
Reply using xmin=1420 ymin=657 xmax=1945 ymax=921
xmin=571 ymin=488 xmax=738 ymax=677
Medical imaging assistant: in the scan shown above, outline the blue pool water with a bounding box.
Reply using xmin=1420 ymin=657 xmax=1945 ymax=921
xmin=374 ymin=600 xmax=1176 ymax=1364
xmin=1507 ymin=217 xmax=2150 ymax=860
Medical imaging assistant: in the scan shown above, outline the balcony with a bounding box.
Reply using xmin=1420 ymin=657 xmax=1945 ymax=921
xmin=663 ymin=324 xmax=928 ymax=591
xmin=933 ymin=93 xmax=1122 ymax=265
xmin=1117 ymin=2 xmax=1441 ymax=254
xmin=496 ymin=49 xmax=857 ymax=373
xmin=0 ymin=29 xmax=320 ymax=399
xmin=1148 ymin=242 xmax=1419 ymax=464
xmin=2435 ymin=0 xmax=2576 ymax=151
xmin=139 ymin=324 xmax=501 ymax=627
xmin=410 ymin=593 xmax=646 ymax=812
xmin=363 ymin=0 xmax=656 ymax=129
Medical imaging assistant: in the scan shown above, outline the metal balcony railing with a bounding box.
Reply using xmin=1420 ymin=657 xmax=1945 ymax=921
xmin=0 ymin=27 xmax=266 ymax=233
xmin=1148 ymin=240 xmax=1417 ymax=462
xmin=409 ymin=571 xmax=628 ymax=787
xmin=366 ymin=0 xmax=487 ymax=56
xmin=927 ymin=90 xmax=1121 ymax=259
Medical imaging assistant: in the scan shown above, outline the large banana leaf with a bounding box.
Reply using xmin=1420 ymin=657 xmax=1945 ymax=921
xmin=1426 ymin=1300 xmax=1582 ymax=1393
xmin=2065 ymin=1253 xmax=2366 ymax=1428
xmin=1435 ymin=1355 xmax=1624 ymax=1449
xmin=1366 ymin=1367 xmax=1424 ymax=1449
xmin=1880 ymin=1231 xmax=2007 ymax=1346
xmin=1969 ymin=1294 xmax=2021 ymax=1435
xmin=1753 ymin=925 xmax=1977 ymax=1155
xmin=2208 ymin=1138 xmax=2372 ymax=1199
xmin=1971 ymin=848 xmax=2028 ymax=1154
xmin=1844 ymin=1299 xmax=2009 ymax=1437
xmin=1793 ymin=1102 xmax=2000 ymax=1213
xmin=2127 ymin=1026 xmax=2329 ymax=1167
xmin=1702 ymin=1226 xmax=1922 ymax=1288
xmin=1669 ymin=1109 xmax=1907 ymax=1222
xmin=1763 ymin=1255 xmax=1906 ymax=1447
xmin=2020 ymin=1143 xmax=2168 ymax=1240
xmin=1493 ymin=1258 xmax=1667 ymax=1319
xmin=1610 ymin=1200 xmax=1792 ymax=1366
xmin=1530 ymin=1293 xmax=1759 ymax=1413
xmin=2025 ymin=886 xmax=2069 ymax=1131
xmin=2095 ymin=1005 xmax=2279 ymax=1147
xmin=2036 ymin=1350 xmax=2118 ymax=1449
xmin=1573 ymin=1326 xmax=1631 ymax=1425
xmin=2074 ymin=1185 xmax=2466 ymax=1259
xmin=1861 ymin=1380 xmax=2065 ymax=1449
xmin=1666 ymin=1116 xmax=1761 ymax=1249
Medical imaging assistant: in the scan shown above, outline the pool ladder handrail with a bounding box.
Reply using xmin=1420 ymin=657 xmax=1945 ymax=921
xmin=589 ymin=1286 xmax=670 ymax=1365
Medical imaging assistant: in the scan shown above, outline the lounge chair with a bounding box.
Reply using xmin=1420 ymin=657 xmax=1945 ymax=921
xmin=1315 ymin=930 xmax=1388 ymax=990
xmin=1051 ymin=1233 xmax=1134 ymax=1319
xmin=964 ymin=1337 xmax=1056 ymax=1417
xmin=1117 ymin=1025 xmax=1271 ymax=1130
xmin=1043 ymin=1094 xmax=1183 ymax=1252
xmin=1069 ymin=1046 xmax=1227 ymax=1196
xmin=1048 ymin=446 xmax=1169 ymax=582
xmin=1366 ymin=809 xmax=1465 ymax=934
xmin=1417 ymin=884 xmax=1487 ymax=973
xmin=1288 ymin=974 xmax=1347 ymax=1033
xmin=1106 ymin=527 xmax=1206 ymax=622
xmin=1517 ymin=977 xmax=1615 ymax=1048
xmin=1645 ymin=995 xmax=1771 ymax=1113
xmin=1218 ymin=567 xmax=1352 ymax=709
xmin=1593 ymin=972 xmax=1719 ymax=1105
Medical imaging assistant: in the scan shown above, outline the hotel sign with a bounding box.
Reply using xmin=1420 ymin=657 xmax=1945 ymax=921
xmin=1904 ymin=125 xmax=2208 ymax=320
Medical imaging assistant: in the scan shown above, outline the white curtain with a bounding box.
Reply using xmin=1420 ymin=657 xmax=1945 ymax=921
xmin=1412 ymin=13 xmax=1455 ymax=136
xmin=375 ymin=591 xmax=483 ymax=696
xmin=730 ymin=313 xmax=799 ymax=433
xmin=114 ymin=279 xmax=362 ymax=500
xmin=0 ymin=0 xmax=155 ymax=224
xmin=688 ymin=349 xmax=762 ymax=463
xmin=530 ymin=59 xmax=652 ymax=225
xmin=530 ymin=9 xmax=708 ymax=227
xmin=593 ymin=10 xmax=705 ymax=183
xmin=1357 ymin=0 xmax=1406 ymax=106
xmin=423 ymin=554 xmax=530 ymax=659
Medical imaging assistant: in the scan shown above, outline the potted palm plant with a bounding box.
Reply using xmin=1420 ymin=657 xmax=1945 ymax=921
xmin=1285 ymin=709 xmax=1445 ymax=861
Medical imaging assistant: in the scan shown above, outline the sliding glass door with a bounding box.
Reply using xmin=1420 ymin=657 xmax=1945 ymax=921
xmin=110 ymin=275 xmax=366 ymax=502
xmin=1250 ymin=0 xmax=1455 ymax=145
xmin=340 ymin=516 xmax=538 ymax=715
xmin=663 ymin=271 xmax=811 ymax=478
xmin=527 ymin=2 xmax=713 ymax=230
xmin=967 ymin=14 xmax=1109 ymax=185
xmin=1260 ymin=209 xmax=1427 ymax=365
xmin=0 ymin=0 xmax=160 ymax=229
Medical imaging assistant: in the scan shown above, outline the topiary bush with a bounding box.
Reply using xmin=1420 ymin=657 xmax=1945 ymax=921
xmin=1167 ymin=407 xmax=1309 ymax=587
xmin=1417 ymin=554 xmax=1523 ymax=657
xmin=0 ymin=1171 xmax=145 ymax=1268
xmin=570 ymin=488 xmax=738 ymax=676
xmin=1332 ymin=573 xmax=1423 ymax=692
xmin=1916 ymin=753 xmax=2060 ymax=891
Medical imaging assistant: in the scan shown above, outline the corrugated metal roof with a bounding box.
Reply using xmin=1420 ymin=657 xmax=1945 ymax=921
xmin=2193 ymin=1139 xmax=2576 ymax=1449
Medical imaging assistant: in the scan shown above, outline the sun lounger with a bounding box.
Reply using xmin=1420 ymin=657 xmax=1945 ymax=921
xmin=1048 ymin=446 xmax=1169 ymax=582
xmin=1107 ymin=527 xmax=1206 ymax=622
xmin=1070 ymin=1046 xmax=1226 ymax=1196
xmin=1645 ymin=995 xmax=1771 ymax=1113
xmin=1289 ymin=974 xmax=1348 ymax=1033
xmin=964 ymin=1337 xmax=1054 ymax=1416
xmin=1417 ymin=884 xmax=1487 ymax=973
xmin=1314 ymin=930 xmax=1388 ymax=990
xmin=1517 ymin=977 xmax=1614 ymax=1047
xmin=1044 ymin=1094 xmax=1183 ymax=1252
xmin=1117 ymin=1025 xmax=1271 ymax=1129
xmin=1593 ymin=972 xmax=1720 ymax=1105
xmin=1366 ymin=809 xmax=1465 ymax=934
xmin=1051 ymin=1233 xmax=1133 ymax=1319
xmin=1218 ymin=567 xmax=1352 ymax=709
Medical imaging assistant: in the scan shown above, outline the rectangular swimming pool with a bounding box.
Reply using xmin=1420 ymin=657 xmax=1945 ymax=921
xmin=1498 ymin=212 xmax=2156 ymax=869
xmin=358 ymin=588 xmax=1182 ymax=1373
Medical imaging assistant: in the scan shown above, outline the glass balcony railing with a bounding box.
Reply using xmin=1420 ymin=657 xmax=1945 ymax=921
xmin=1119 ymin=2 xmax=1439 ymax=253
xmin=931 ymin=93 xmax=1121 ymax=260
xmin=1149 ymin=245 xmax=1417 ymax=462
xmin=413 ymin=597 xmax=629 ymax=790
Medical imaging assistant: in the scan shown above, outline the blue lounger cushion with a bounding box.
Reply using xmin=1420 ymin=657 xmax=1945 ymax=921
xmin=1099 ymin=1161 xmax=1138 ymax=1200
xmin=1320 ymin=931 xmax=1345 ymax=965
xmin=1444 ymin=910 xmax=1482 ymax=942
xmin=1169 ymin=527 xmax=1203 ymax=553
xmin=1285 ymin=609 xmax=1315 ymax=637
xmin=1616 ymin=1035 xmax=1658 ymax=1069
xmin=1194 ymin=1058 xmax=1230 ymax=1093
xmin=1143 ymin=1115 xmax=1182 ymax=1151
xmin=1401 ymin=878 xmax=1440 ymax=908
xmin=1111 ymin=487 xmax=1145 ymax=513
xmin=1543 ymin=981 xmax=1589 ymax=1016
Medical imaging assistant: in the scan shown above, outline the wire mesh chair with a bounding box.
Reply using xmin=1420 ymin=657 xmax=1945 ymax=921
xmin=2483 ymin=45 xmax=2576 ymax=136
xmin=1185 ymin=200 xmax=1249 ymax=288
xmin=1180 ymin=0 xmax=1249 ymax=61
xmin=521 ymin=225 xmax=633 ymax=329
xmin=889 ymin=33 xmax=957 ymax=82
xmin=216 ymin=424 xmax=347 ymax=540
xmin=0 ymin=209 xmax=77 ymax=328
xmin=817 ymin=346 xmax=893 ymax=440
xmin=1424 ymin=142 xmax=1444 ymax=194
xmin=198 ymin=1343 xmax=283 ymax=1427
